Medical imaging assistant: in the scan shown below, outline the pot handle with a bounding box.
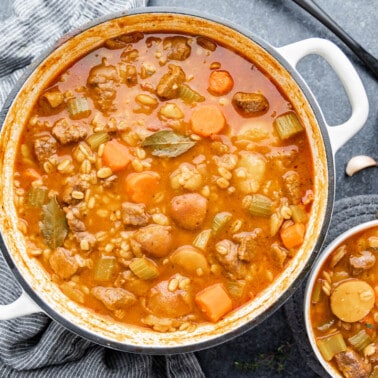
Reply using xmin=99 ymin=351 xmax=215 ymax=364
xmin=277 ymin=38 xmax=369 ymax=153
xmin=0 ymin=290 xmax=42 ymax=320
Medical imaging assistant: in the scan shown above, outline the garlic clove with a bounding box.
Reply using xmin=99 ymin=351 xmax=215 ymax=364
xmin=346 ymin=155 xmax=378 ymax=176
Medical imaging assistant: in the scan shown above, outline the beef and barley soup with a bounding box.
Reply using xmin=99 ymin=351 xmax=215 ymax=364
xmin=309 ymin=226 xmax=378 ymax=378
xmin=13 ymin=32 xmax=314 ymax=332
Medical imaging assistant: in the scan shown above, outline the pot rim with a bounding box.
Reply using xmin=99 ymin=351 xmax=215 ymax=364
xmin=0 ymin=6 xmax=334 ymax=354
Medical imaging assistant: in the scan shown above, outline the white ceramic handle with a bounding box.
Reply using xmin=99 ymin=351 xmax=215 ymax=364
xmin=277 ymin=38 xmax=369 ymax=154
xmin=0 ymin=290 xmax=42 ymax=320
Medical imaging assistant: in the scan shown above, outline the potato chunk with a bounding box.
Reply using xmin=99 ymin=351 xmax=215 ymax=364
xmin=233 ymin=152 xmax=266 ymax=194
xmin=170 ymin=245 xmax=209 ymax=275
xmin=330 ymin=279 xmax=374 ymax=322
xmin=49 ymin=247 xmax=78 ymax=279
xmin=134 ymin=224 xmax=172 ymax=257
xmin=145 ymin=276 xmax=192 ymax=317
xmin=170 ymin=193 xmax=208 ymax=230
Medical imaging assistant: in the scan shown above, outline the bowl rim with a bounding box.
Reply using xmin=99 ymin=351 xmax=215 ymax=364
xmin=304 ymin=219 xmax=378 ymax=376
xmin=0 ymin=6 xmax=334 ymax=354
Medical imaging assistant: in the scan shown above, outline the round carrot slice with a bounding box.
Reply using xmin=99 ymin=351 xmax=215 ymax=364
xmin=330 ymin=279 xmax=375 ymax=322
xmin=208 ymin=70 xmax=234 ymax=96
xmin=190 ymin=104 xmax=225 ymax=137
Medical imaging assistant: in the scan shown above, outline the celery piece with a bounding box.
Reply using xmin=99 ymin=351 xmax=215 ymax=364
xmin=193 ymin=229 xmax=212 ymax=250
xmin=316 ymin=332 xmax=347 ymax=361
xmin=179 ymin=84 xmax=205 ymax=103
xmin=348 ymin=329 xmax=372 ymax=352
xmin=28 ymin=186 xmax=48 ymax=207
xmin=212 ymin=212 xmax=232 ymax=235
xmin=129 ymin=258 xmax=159 ymax=280
xmin=274 ymin=112 xmax=304 ymax=140
xmin=86 ymin=131 xmax=110 ymax=150
xmin=311 ymin=279 xmax=323 ymax=304
xmin=247 ymin=194 xmax=272 ymax=217
xmin=94 ymin=255 xmax=116 ymax=281
xmin=227 ymin=280 xmax=246 ymax=298
xmin=290 ymin=205 xmax=308 ymax=224
xmin=67 ymin=97 xmax=91 ymax=119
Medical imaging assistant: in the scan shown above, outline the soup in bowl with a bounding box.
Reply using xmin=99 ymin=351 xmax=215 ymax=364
xmin=305 ymin=220 xmax=378 ymax=377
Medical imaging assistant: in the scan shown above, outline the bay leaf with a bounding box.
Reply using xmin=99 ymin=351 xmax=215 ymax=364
xmin=39 ymin=196 xmax=68 ymax=249
xmin=141 ymin=130 xmax=196 ymax=158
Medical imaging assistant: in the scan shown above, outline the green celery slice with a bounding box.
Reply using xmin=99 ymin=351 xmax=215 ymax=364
xmin=274 ymin=112 xmax=304 ymax=140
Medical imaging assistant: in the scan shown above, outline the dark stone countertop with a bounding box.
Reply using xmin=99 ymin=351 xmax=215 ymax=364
xmin=1 ymin=0 xmax=377 ymax=377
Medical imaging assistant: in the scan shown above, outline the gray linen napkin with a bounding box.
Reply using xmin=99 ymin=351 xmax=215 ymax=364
xmin=0 ymin=0 xmax=205 ymax=376
xmin=285 ymin=194 xmax=378 ymax=377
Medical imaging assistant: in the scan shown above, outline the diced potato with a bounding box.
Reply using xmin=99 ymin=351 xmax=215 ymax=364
xmin=170 ymin=163 xmax=203 ymax=191
xmin=170 ymin=245 xmax=209 ymax=275
xmin=233 ymin=152 xmax=266 ymax=194
xmin=237 ymin=121 xmax=270 ymax=141
xmin=159 ymin=103 xmax=184 ymax=119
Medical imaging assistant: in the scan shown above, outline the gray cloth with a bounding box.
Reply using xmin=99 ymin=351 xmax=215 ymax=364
xmin=285 ymin=194 xmax=378 ymax=377
xmin=0 ymin=0 xmax=204 ymax=376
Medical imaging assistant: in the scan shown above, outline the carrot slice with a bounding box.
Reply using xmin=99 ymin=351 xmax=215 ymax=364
xmin=102 ymin=139 xmax=131 ymax=172
xmin=190 ymin=105 xmax=225 ymax=137
xmin=125 ymin=171 xmax=160 ymax=204
xmin=23 ymin=167 xmax=42 ymax=182
xmin=280 ymin=223 xmax=306 ymax=249
xmin=195 ymin=283 xmax=232 ymax=322
xmin=208 ymin=70 xmax=234 ymax=96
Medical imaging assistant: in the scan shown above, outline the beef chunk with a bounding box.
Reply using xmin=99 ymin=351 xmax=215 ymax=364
xmin=52 ymin=118 xmax=88 ymax=145
xmin=62 ymin=175 xmax=91 ymax=205
xmin=215 ymin=239 xmax=248 ymax=279
xmin=232 ymin=92 xmax=269 ymax=117
xmin=233 ymin=229 xmax=262 ymax=262
xmin=156 ymin=64 xmax=186 ymax=100
xmin=163 ymin=36 xmax=191 ymax=61
xmin=65 ymin=206 xmax=86 ymax=232
xmin=170 ymin=193 xmax=207 ymax=230
xmin=283 ymin=170 xmax=302 ymax=204
xmin=87 ymin=59 xmax=119 ymax=112
xmin=350 ymin=250 xmax=376 ymax=275
xmin=64 ymin=207 xmax=96 ymax=250
xmin=271 ymin=244 xmax=289 ymax=268
xmin=105 ymin=32 xmax=144 ymax=49
xmin=34 ymin=134 xmax=57 ymax=162
xmin=121 ymin=202 xmax=150 ymax=227
xmin=334 ymin=348 xmax=371 ymax=378
xmin=49 ymin=247 xmax=78 ymax=279
xmin=134 ymin=224 xmax=172 ymax=257
xmin=101 ymin=174 xmax=118 ymax=189
xmin=196 ymin=36 xmax=217 ymax=51
xmin=91 ymin=286 xmax=136 ymax=311
xmin=75 ymin=231 xmax=96 ymax=250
